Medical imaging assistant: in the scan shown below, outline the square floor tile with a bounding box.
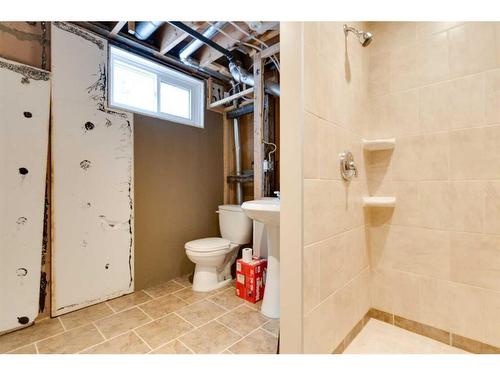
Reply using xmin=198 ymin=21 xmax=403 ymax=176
xmin=107 ymin=291 xmax=152 ymax=313
xmin=145 ymin=280 xmax=185 ymax=298
xmin=229 ymin=329 xmax=278 ymax=354
xmin=217 ymin=305 xmax=269 ymax=336
xmin=82 ymin=331 xmax=150 ymax=354
xmin=0 ymin=318 xmax=64 ymax=353
xmin=178 ymin=321 xmax=241 ymax=354
xmin=208 ymin=288 xmax=245 ymax=311
xmin=140 ymin=294 xmax=187 ymax=320
xmin=135 ymin=313 xmax=194 ymax=349
xmin=176 ymin=300 xmax=226 ymax=327
xmin=151 ymin=339 xmax=192 ymax=354
xmin=60 ymin=302 xmax=114 ymax=330
xmin=262 ymin=319 xmax=280 ymax=337
xmin=37 ymin=324 xmax=104 ymax=354
xmin=95 ymin=307 xmax=151 ymax=339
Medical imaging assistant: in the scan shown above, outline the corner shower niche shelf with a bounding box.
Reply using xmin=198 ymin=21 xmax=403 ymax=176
xmin=362 ymin=196 xmax=396 ymax=208
xmin=362 ymin=138 xmax=396 ymax=151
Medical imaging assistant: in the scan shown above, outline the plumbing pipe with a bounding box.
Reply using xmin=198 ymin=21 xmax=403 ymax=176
xmin=226 ymin=103 xmax=254 ymax=119
xmin=134 ymin=21 xmax=165 ymax=40
xmin=73 ymin=22 xmax=232 ymax=83
xmin=179 ymin=22 xmax=226 ymax=62
xmin=229 ymin=62 xmax=280 ymax=97
xmin=231 ymin=83 xmax=243 ymax=205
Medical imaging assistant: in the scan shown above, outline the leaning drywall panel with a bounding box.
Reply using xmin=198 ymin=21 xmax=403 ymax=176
xmin=51 ymin=22 xmax=134 ymax=316
xmin=0 ymin=57 xmax=50 ymax=333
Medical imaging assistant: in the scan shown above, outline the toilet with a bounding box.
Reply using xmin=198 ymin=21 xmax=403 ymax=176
xmin=185 ymin=204 xmax=252 ymax=292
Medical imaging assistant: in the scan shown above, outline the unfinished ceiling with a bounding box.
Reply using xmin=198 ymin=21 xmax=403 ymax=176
xmin=76 ymin=21 xmax=280 ymax=83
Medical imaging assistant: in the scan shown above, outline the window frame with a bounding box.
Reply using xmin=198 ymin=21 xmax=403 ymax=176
xmin=108 ymin=46 xmax=205 ymax=128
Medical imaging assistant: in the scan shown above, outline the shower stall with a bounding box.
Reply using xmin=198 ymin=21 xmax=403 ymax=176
xmin=281 ymin=21 xmax=500 ymax=354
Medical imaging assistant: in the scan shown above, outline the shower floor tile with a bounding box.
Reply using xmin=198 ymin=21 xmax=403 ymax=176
xmin=343 ymin=319 xmax=468 ymax=354
xmin=0 ymin=275 xmax=278 ymax=354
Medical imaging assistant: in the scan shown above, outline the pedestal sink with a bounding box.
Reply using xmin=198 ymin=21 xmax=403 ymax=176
xmin=241 ymin=198 xmax=280 ymax=318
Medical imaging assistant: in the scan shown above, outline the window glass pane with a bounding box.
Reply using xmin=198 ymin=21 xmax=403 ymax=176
xmin=160 ymin=82 xmax=191 ymax=119
xmin=112 ymin=60 xmax=157 ymax=112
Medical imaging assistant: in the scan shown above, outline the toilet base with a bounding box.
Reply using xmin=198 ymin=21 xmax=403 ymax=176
xmin=192 ymin=264 xmax=232 ymax=292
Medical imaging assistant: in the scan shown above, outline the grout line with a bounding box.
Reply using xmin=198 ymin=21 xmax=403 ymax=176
xmin=141 ymin=289 xmax=156 ymax=299
xmin=92 ymin=322 xmax=107 ymax=341
xmin=133 ymin=328 xmax=153 ymax=352
xmin=219 ymin=325 xmax=266 ymax=353
xmin=58 ymin=317 xmax=68 ymax=331
xmin=105 ymin=301 xmax=118 ymax=314
xmin=135 ymin=305 xmax=155 ymax=321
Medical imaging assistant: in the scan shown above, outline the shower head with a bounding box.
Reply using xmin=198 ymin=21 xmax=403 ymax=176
xmin=343 ymin=24 xmax=374 ymax=47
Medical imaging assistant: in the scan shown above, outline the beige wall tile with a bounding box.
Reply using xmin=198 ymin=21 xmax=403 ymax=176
xmin=416 ymin=22 xmax=463 ymax=40
xmin=485 ymin=69 xmax=500 ymax=125
xmin=485 ymin=181 xmax=500 ymax=234
xmin=390 ymin=89 xmax=420 ymax=137
xmin=391 ymin=182 xmax=420 ymax=226
xmin=449 ymin=181 xmax=485 ymax=232
xmin=367 ymin=94 xmax=393 ymax=139
xmin=416 ymin=31 xmax=450 ymax=86
xmin=450 ymin=74 xmax=485 ymax=129
xmin=303 ymin=112 xmax=321 ymax=179
xmin=418 ymin=277 xmax=453 ymax=332
xmin=390 ymin=44 xmax=417 ymax=92
xmin=135 ymin=313 xmax=194 ymax=349
xmin=389 ymin=270 xmax=421 ymax=323
xmin=450 ymin=232 xmax=500 ymax=291
xmin=303 ymin=293 xmax=336 ymax=353
xmin=381 ymin=226 xmax=450 ymax=279
xmin=82 ymin=331 xmax=149 ymax=354
xmin=303 ymin=244 xmax=321 ymax=314
xmin=418 ymin=181 xmax=450 ymax=230
xmin=420 ymin=132 xmax=450 ymax=180
xmin=368 ymin=50 xmax=391 ymax=97
xmin=419 ymin=82 xmax=452 ymax=134
xmin=392 ymin=136 xmax=422 ymax=181
xmin=95 ymin=307 xmax=151 ymax=339
xmin=448 ymin=23 xmax=497 ymax=78
xmin=37 ymin=324 xmax=103 ymax=354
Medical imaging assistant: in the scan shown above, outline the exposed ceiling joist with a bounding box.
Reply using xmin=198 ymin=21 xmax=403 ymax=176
xmin=195 ymin=22 xmax=251 ymax=68
xmin=127 ymin=21 xmax=135 ymax=35
xmin=110 ymin=21 xmax=127 ymax=36
xmin=157 ymin=22 xmax=205 ymax=55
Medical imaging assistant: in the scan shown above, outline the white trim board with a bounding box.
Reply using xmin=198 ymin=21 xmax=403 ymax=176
xmin=0 ymin=57 xmax=50 ymax=333
xmin=50 ymin=22 xmax=134 ymax=316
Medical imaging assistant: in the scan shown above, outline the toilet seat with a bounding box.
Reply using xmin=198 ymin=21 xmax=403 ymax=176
xmin=185 ymin=237 xmax=230 ymax=254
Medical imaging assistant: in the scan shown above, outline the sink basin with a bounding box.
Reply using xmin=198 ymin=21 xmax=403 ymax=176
xmin=241 ymin=198 xmax=280 ymax=226
xmin=241 ymin=198 xmax=280 ymax=319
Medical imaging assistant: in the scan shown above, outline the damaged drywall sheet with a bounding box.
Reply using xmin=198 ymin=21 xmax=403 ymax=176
xmin=0 ymin=57 xmax=50 ymax=334
xmin=51 ymin=22 xmax=134 ymax=316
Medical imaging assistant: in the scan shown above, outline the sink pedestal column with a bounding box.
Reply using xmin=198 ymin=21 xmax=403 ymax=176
xmin=261 ymin=224 xmax=280 ymax=319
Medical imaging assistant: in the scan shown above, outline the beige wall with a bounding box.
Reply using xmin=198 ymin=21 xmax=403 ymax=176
xmin=134 ymin=112 xmax=223 ymax=290
xmin=281 ymin=22 xmax=371 ymax=353
xmin=366 ymin=22 xmax=500 ymax=348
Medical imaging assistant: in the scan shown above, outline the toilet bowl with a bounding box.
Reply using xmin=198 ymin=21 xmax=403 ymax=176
xmin=185 ymin=204 xmax=252 ymax=292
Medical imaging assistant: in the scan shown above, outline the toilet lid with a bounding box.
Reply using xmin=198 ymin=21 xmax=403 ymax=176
xmin=185 ymin=237 xmax=230 ymax=252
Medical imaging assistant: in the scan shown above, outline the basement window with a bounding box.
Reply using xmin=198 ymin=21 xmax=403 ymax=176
xmin=109 ymin=46 xmax=204 ymax=128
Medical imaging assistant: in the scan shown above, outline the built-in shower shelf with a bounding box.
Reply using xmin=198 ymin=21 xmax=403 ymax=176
xmin=363 ymin=196 xmax=396 ymax=208
xmin=362 ymin=138 xmax=396 ymax=151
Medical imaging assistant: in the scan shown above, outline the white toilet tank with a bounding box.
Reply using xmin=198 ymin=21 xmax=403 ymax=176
xmin=218 ymin=204 xmax=252 ymax=245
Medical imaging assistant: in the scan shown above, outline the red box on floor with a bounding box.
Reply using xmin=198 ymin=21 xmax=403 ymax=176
xmin=235 ymin=257 xmax=267 ymax=304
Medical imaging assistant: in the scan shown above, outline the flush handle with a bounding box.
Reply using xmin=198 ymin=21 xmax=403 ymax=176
xmin=339 ymin=150 xmax=358 ymax=181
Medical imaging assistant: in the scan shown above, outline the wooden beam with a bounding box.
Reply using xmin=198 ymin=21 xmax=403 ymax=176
xmin=196 ymin=22 xmax=251 ymax=67
xmin=253 ymin=52 xmax=264 ymax=199
xmin=127 ymin=21 xmax=135 ymax=35
xmin=260 ymin=42 xmax=280 ymax=59
xmin=208 ymin=87 xmax=254 ymax=109
xmin=110 ymin=21 xmax=127 ymax=36
xmin=157 ymin=22 xmax=204 ymax=55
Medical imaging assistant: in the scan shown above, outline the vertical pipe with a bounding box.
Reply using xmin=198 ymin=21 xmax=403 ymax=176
xmin=231 ymin=83 xmax=243 ymax=205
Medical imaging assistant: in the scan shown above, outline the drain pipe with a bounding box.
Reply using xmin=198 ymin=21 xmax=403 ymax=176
xmin=229 ymin=62 xmax=280 ymax=96
xmin=231 ymin=82 xmax=244 ymax=205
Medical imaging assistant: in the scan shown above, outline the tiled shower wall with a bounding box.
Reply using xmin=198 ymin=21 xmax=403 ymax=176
xmin=301 ymin=22 xmax=371 ymax=353
xmin=366 ymin=22 xmax=500 ymax=348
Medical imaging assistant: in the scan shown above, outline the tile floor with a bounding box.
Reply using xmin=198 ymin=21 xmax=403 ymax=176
xmin=343 ymin=319 xmax=468 ymax=354
xmin=0 ymin=274 xmax=279 ymax=354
